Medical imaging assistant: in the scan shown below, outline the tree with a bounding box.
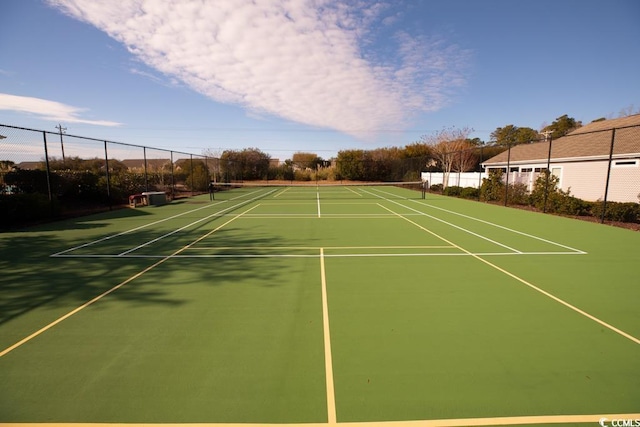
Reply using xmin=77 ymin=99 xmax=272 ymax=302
xmin=403 ymin=142 xmax=432 ymax=159
xmin=0 ymin=160 xmax=15 ymax=172
xmin=451 ymin=142 xmax=479 ymax=174
xmin=368 ymin=147 xmax=403 ymax=181
xmin=618 ymin=104 xmax=639 ymax=117
xmin=220 ymin=148 xmax=271 ymax=181
xmin=186 ymin=160 xmax=210 ymax=191
xmin=336 ymin=150 xmax=366 ymax=181
xmin=491 ymin=125 xmax=539 ymax=146
xmin=541 ymin=114 xmax=581 ymax=139
xmin=292 ymin=152 xmax=322 ymax=170
xmin=419 ymin=126 xmax=473 ymax=188
xmin=466 ymin=137 xmax=484 ymax=146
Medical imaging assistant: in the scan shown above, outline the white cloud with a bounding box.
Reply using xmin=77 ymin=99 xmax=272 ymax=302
xmin=0 ymin=93 xmax=122 ymax=127
xmin=47 ymin=0 xmax=471 ymax=138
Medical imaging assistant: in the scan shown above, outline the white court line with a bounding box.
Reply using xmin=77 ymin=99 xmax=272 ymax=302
xmin=50 ymin=188 xmax=271 ymax=257
xmin=378 ymin=202 xmax=640 ymax=346
xmin=344 ymin=186 xmax=363 ymax=196
xmin=50 ymin=251 xmax=586 ymax=259
xmin=320 ymin=248 xmax=337 ymax=424
xmin=410 ymin=198 xmax=587 ymax=254
xmin=187 ymin=245 xmax=455 ymax=250
xmin=0 ymin=204 xmax=260 ymax=359
xmin=115 ymin=190 xmax=277 ymax=256
xmin=374 ymin=203 xmax=522 ymax=254
xmin=370 ymin=187 xmax=586 ymax=254
xmin=317 ymin=190 xmax=322 ymax=218
xmin=50 ymin=201 xmax=224 ymax=257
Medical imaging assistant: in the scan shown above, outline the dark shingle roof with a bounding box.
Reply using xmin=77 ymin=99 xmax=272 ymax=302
xmin=483 ymin=114 xmax=640 ymax=165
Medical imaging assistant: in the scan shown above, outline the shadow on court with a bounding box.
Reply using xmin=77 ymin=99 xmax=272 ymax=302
xmin=0 ymin=221 xmax=298 ymax=329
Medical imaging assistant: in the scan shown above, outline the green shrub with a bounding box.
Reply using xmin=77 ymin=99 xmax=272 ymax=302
xmin=480 ymin=170 xmax=504 ymax=202
xmin=591 ymin=201 xmax=640 ymax=223
xmin=0 ymin=193 xmax=60 ymax=226
xmin=558 ymin=196 xmax=593 ymax=216
xmin=430 ymin=183 xmax=443 ymax=193
xmin=460 ymin=187 xmax=480 ymax=199
xmin=507 ymin=183 xmax=529 ymax=205
xmin=443 ymin=186 xmax=463 ymax=197
xmin=294 ymin=170 xmax=312 ymax=181
xmin=529 ymin=171 xmax=573 ymax=213
xmin=403 ymin=170 xmax=420 ymax=182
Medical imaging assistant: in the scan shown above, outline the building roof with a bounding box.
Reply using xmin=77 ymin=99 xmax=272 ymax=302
xmin=15 ymin=161 xmax=41 ymax=170
xmin=121 ymin=159 xmax=172 ymax=169
xmin=483 ymin=114 xmax=640 ymax=166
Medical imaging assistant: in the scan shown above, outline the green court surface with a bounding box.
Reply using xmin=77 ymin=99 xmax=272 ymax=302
xmin=0 ymin=184 xmax=638 ymax=426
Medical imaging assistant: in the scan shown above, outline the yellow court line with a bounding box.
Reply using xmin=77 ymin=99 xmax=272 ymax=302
xmin=1 ymin=412 xmax=639 ymax=426
xmin=0 ymin=205 xmax=260 ymax=359
xmin=320 ymin=248 xmax=337 ymax=424
xmin=273 ymin=187 xmax=291 ymax=198
xmin=377 ymin=204 xmax=640 ymax=346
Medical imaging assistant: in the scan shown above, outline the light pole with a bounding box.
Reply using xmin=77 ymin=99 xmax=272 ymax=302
xmin=55 ymin=123 xmax=67 ymax=164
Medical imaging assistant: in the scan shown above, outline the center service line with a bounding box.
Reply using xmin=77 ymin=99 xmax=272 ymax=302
xmin=320 ymin=248 xmax=337 ymax=424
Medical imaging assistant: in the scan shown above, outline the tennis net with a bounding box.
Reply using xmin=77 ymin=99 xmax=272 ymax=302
xmin=210 ymin=181 xmax=425 ymax=200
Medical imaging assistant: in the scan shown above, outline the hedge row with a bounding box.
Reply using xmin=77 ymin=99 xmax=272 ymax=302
xmin=432 ymin=170 xmax=639 ymax=224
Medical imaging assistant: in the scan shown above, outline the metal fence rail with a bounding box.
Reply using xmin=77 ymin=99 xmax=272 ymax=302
xmin=1 ymin=122 xmax=639 ymax=227
xmin=421 ymin=124 xmax=640 ymax=225
xmin=0 ymin=124 xmax=215 ymax=226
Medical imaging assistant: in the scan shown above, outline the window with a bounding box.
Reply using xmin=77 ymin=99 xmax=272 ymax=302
xmin=613 ymin=159 xmax=638 ymax=168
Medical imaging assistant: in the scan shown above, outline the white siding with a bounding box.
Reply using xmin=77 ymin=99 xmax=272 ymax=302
xmin=428 ymin=160 xmax=640 ymax=203
xmin=608 ymin=162 xmax=640 ymax=203
xmin=558 ymin=161 xmax=640 ymax=202
xmin=560 ymin=161 xmax=609 ymax=201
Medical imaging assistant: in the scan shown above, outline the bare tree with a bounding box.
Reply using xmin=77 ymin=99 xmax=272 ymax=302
xmin=420 ymin=126 xmax=473 ymax=188
xmin=452 ymin=142 xmax=479 ymax=174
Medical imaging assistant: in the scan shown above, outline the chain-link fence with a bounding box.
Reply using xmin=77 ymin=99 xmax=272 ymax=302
xmin=0 ymin=124 xmax=214 ymax=227
xmin=2 ymin=122 xmax=638 ymax=227
xmin=421 ymin=123 xmax=640 ymax=225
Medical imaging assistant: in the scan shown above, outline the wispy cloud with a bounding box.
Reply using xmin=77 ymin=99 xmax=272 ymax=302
xmin=0 ymin=93 xmax=122 ymax=126
xmin=47 ymin=0 xmax=471 ymax=138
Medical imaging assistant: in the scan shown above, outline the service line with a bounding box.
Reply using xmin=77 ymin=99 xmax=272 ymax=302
xmin=377 ymin=202 xmax=640 ymax=346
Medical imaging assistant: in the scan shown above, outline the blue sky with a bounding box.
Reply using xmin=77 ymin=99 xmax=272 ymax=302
xmin=1 ymin=0 xmax=639 ymax=161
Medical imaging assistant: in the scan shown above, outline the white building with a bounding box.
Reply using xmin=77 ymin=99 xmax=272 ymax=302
xmin=481 ymin=115 xmax=640 ymax=203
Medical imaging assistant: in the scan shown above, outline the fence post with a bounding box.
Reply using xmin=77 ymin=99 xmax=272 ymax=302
xmin=478 ymin=146 xmax=483 ymax=200
xmin=41 ymin=132 xmax=53 ymax=207
xmin=170 ymin=151 xmax=175 ymax=199
xmin=542 ymin=136 xmax=553 ymax=213
xmin=504 ymin=143 xmax=511 ymax=206
xmin=104 ymin=141 xmax=112 ymax=210
xmin=143 ymin=147 xmax=149 ymax=192
xmin=190 ymin=154 xmax=194 ymax=196
xmin=601 ymin=128 xmax=617 ymax=224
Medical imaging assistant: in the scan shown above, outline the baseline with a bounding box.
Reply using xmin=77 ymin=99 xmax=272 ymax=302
xmin=1 ymin=412 xmax=638 ymax=426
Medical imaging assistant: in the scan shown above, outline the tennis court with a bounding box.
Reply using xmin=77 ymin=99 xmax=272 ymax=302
xmin=0 ymin=184 xmax=638 ymax=426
